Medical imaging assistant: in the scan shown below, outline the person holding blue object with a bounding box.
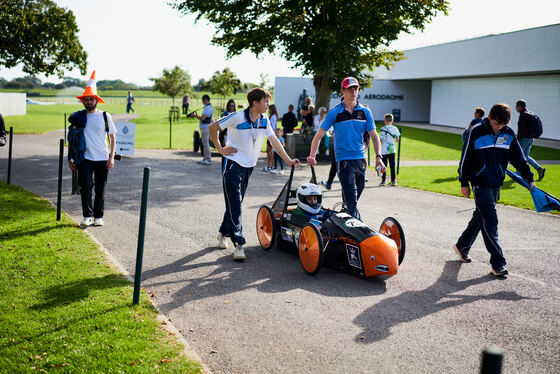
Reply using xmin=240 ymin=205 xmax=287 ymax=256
xmin=307 ymin=77 xmax=385 ymax=220
xmin=454 ymin=103 xmax=535 ymax=277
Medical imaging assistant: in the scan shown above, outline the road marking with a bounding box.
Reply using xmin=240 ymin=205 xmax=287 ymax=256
xmin=508 ymin=271 xmax=559 ymax=290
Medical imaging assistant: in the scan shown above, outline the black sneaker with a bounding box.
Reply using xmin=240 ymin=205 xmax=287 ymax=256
xmin=538 ymin=167 xmax=546 ymax=181
xmin=491 ymin=267 xmax=509 ymax=277
xmin=453 ymin=245 xmax=472 ymax=263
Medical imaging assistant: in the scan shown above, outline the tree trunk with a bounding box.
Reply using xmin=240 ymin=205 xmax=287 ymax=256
xmin=313 ymin=70 xmax=334 ymax=112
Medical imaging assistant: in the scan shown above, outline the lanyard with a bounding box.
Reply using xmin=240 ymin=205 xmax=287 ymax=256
xmin=251 ymin=115 xmax=260 ymax=145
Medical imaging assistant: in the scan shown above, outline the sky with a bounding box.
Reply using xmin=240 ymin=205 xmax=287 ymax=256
xmin=1 ymin=0 xmax=558 ymax=86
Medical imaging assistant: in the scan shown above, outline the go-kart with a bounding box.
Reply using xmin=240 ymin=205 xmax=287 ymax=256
xmin=256 ymin=165 xmax=405 ymax=277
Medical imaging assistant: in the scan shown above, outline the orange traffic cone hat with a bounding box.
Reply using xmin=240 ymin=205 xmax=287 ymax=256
xmin=76 ymin=70 xmax=105 ymax=104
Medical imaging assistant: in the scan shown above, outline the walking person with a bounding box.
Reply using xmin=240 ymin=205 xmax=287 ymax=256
xmin=190 ymin=94 xmax=214 ymax=164
xmin=454 ymin=103 xmax=535 ymax=276
xmin=379 ymin=113 xmax=401 ymax=186
xmin=307 ymin=77 xmax=385 ymax=220
xmin=68 ymin=71 xmax=117 ymax=228
xmin=182 ymin=93 xmax=191 ymax=115
xmin=314 ymin=107 xmax=329 ymax=156
xmin=515 ymin=99 xmax=546 ymax=180
xmin=209 ymin=88 xmax=300 ymax=261
xmin=126 ymin=90 xmax=135 ymax=113
xmin=462 ymin=107 xmax=485 ymax=143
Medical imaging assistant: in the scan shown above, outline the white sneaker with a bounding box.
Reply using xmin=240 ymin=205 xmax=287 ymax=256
xmin=233 ymin=245 xmax=246 ymax=261
xmin=278 ymin=170 xmax=284 ymax=175
xmin=325 ymin=149 xmax=330 ymax=156
xmin=80 ymin=217 xmax=93 ymax=227
xmin=94 ymin=218 xmax=104 ymax=226
xmin=217 ymin=233 xmax=228 ymax=249
xmin=269 ymin=168 xmax=277 ymax=174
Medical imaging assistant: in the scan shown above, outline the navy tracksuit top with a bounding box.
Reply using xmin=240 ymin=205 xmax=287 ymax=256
xmin=459 ymin=118 xmax=533 ymax=188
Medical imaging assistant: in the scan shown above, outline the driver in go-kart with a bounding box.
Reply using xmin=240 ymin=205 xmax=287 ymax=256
xmin=295 ymin=183 xmax=332 ymax=221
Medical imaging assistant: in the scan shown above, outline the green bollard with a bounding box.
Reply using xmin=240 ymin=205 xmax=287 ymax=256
xmin=169 ymin=116 xmax=172 ymax=148
xmin=133 ymin=167 xmax=151 ymax=305
xmin=64 ymin=113 xmax=67 ymax=144
xmin=57 ymin=139 xmax=64 ymax=221
xmin=480 ymin=345 xmax=503 ymax=374
xmin=7 ymin=127 xmax=13 ymax=185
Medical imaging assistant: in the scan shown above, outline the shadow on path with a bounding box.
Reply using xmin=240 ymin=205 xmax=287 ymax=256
xmin=142 ymin=246 xmax=388 ymax=314
xmin=353 ymin=261 xmax=535 ymax=343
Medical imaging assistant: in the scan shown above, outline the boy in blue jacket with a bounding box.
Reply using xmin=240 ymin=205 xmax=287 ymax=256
xmin=454 ymin=103 xmax=535 ymax=277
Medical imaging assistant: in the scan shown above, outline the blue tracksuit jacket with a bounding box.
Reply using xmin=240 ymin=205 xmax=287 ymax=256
xmin=459 ymin=118 xmax=533 ymax=188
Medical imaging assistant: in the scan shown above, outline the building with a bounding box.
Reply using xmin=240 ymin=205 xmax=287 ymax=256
xmin=275 ymin=23 xmax=560 ymax=140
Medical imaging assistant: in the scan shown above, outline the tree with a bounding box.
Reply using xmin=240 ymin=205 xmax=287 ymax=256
xmin=4 ymin=76 xmax=42 ymax=89
xmin=150 ymin=66 xmax=192 ymax=107
xmin=172 ymin=0 xmax=448 ymax=110
xmin=0 ymin=0 xmax=88 ymax=77
xmin=208 ymin=68 xmax=243 ymax=97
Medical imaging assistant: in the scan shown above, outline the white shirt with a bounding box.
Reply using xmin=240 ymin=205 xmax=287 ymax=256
xmin=217 ymin=108 xmax=274 ymax=168
xmin=314 ymin=114 xmax=325 ymax=132
xmin=84 ymin=110 xmax=117 ymax=161
xmin=199 ymin=103 xmax=214 ymax=129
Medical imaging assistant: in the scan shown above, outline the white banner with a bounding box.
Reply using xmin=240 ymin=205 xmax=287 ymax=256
xmin=115 ymin=122 xmax=136 ymax=157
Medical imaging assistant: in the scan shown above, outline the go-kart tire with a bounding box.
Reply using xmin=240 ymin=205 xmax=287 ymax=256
xmin=193 ymin=130 xmax=201 ymax=152
xmin=298 ymin=223 xmax=324 ymax=275
xmin=256 ymin=205 xmax=276 ymax=250
xmin=379 ymin=217 xmax=406 ymax=265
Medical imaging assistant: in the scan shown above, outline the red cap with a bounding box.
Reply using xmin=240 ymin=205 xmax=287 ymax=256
xmin=341 ymin=77 xmax=360 ymax=90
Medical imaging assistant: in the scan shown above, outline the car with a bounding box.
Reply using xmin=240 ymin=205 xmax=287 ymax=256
xmin=256 ymin=165 xmax=405 ymax=277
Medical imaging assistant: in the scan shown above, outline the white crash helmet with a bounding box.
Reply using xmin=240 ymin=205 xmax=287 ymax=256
xmin=297 ymin=183 xmax=323 ymax=214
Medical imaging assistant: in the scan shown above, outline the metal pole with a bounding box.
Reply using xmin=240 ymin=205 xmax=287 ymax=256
xmin=397 ymin=126 xmax=402 ymax=175
xmin=64 ymin=113 xmax=67 ymax=144
xmin=7 ymin=127 xmax=13 ymax=185
xmin=169 ymin=116 xmax=172 ymax=148
xmin=133 ymin=167 xmax=151 ymax=305
xmin=367 ymin=142 xmax=371 ymax=166
xmin=56 ymin=139 xmax=64 ymax=221
xmin=480 ymin=345 xmax=503 ymax=374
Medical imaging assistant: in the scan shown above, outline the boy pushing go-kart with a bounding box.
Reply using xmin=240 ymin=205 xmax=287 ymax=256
xmin=209 ymin=88 xmax=300 ymax=261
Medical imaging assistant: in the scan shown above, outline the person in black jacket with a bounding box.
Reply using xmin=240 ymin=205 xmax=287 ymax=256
xmin=516 ymin=99 xmax=545 ymax=180
xmin=281 ymin=104 xmax=298 ymax=134
xmin=454 ymin=103 xmax=535 ymax=277
xmin=0 ymin=112 xmax=6 ymax=146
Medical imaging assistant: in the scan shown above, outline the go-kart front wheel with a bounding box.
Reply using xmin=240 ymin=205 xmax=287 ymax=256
xmin=379 ymin=217 xmax=406 ymax=265
xmin=256 ymin=205 xmax=276 ymax=250
xmin=298 ymin=223 xmax=324 ymax=275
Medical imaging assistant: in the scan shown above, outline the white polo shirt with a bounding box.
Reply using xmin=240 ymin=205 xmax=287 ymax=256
xmin=84 ymin=110 xmax=117 ymax=161
xmin=217 ymin=108 xmax=274 ymax=168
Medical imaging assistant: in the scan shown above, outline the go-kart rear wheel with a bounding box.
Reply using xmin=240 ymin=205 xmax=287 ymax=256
xmin=193 ymin=130 xmax=201 ymax=152
xmin=379 ymin=217 xmax=406 ymax=265
xmin=298 ymin=223 xmax=324 ymax=275
xmin=256 ymin=205 xmax=276 ymax=250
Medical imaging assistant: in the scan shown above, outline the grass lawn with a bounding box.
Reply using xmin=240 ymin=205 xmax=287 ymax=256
xmin=394 ymin=164 xmax=560 ymax=213
xmin=0 ymin=182 xmax=202 ymax=373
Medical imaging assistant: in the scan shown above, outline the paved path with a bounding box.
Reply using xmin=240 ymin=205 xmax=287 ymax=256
xmin=1 ymin=130 xmax=559 ymax=373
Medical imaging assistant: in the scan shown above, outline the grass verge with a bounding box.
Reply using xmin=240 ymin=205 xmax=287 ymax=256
xmin=393 ymin=164 xmax=559 ymax=213
xmin=0 ymin=182 xmax=202 ymax=373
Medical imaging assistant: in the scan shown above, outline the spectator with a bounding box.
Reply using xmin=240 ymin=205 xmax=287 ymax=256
xmin=272 ymin=127 xmax=285 ymax=174
xmin=264 ymin=104 xmax=279 ymax=171
xmin=190 ymin=94 xmax=214 ymax=165
xmin=379 ymin=113 xmax=401 ymax=186
xmin=462 ymin=107 xmax=485 ymax=143
xmin=68 ymin=71 xmax=117 ymax=228
xmin=209 ymin=88 xmax=300 ymax=261
xmin=516 ymin=99 xmax=546 ymax=180
xmin=307 ymin=77 xmax=385 ymax=220
xmin=302 ymin=104 xmax=314 ymax=134
xmin=126 ymin=90 xmax=135 ymax=113
xmin=297 ymin=89 xmax=308 ymax=120
xmin=455 ymin=103 xmax=534 ymax=277
xmin=220 ymin=99 xmax=236 ymax=146
xmin=281 ymin=104 xmax=298 ymax=135
xmin=182 ymin=93 xmax=191 ymax=115
xmin=314 ymin=107 xmax=329 ymax=155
